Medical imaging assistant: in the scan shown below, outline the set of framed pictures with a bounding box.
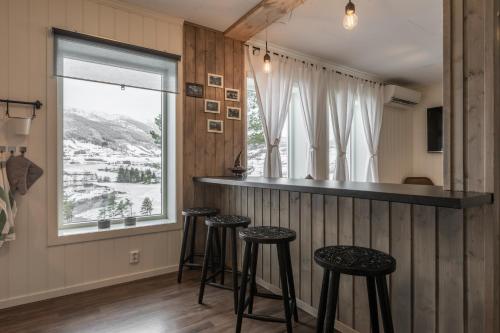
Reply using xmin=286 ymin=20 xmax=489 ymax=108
xmin=204 ymin=100 xmax=241 ymax=119
xmin=187 ymin=73 xmax=242 ymax=134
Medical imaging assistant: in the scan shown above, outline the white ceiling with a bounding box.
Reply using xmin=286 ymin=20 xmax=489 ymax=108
xmin=122 ymin=0 xmax=443 ymax=85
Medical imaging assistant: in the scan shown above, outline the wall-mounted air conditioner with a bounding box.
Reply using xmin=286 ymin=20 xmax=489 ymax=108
xmin=384 ymin=85 xmax=421 ymax=109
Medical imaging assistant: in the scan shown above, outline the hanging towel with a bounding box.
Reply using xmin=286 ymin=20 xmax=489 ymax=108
xmin=6 ymin=154 xmax=43 ymax=195
xmin=0 ymin=162 xmax=16 ymax=248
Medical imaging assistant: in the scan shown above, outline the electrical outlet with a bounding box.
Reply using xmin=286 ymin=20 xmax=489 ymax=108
xmin=129 ymin=250 xmax=140 ymax=264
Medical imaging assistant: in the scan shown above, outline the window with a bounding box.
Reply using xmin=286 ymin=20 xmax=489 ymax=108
xmin=55 ymin=29 xmax=178 ymax=229
xmin=328 ymin=102 xmax=368 ymax=181
xmin=247 ymin=74 xmax=369 ymax=181
xmin=246 ymin=77 xmax=289 ymax=177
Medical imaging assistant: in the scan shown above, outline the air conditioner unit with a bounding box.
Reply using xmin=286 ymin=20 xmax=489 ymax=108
xmin=384 ymin=85 xmax=421 ymax=109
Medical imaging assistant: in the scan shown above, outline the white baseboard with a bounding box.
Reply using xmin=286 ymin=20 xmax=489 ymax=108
xmin=0 ymin=265 xmax=177 ymax=310
xmin=256 ymin=278 xmax=359 ymax=333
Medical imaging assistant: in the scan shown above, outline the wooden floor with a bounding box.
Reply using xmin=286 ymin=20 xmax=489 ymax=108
xmin=0 ymin=270 xmax=320 ymax=333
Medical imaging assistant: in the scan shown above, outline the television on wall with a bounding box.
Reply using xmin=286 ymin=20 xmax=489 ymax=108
xmin=427 ymin=106 xmax=443 ymax=153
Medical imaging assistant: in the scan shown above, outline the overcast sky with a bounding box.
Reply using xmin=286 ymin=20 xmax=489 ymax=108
xmin=63 ymin=78 xmax=162 ymax=125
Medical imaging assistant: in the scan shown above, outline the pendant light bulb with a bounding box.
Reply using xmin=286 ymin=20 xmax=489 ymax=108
xmin=263 ymin=25 xmax=271 ymax=74
xmin=263 ymin=52 xmax=271 ymax=73
xmin=343 ymin=1 xmax=358 ymax=30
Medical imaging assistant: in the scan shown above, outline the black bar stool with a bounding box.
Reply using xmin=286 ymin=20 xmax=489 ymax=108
xmin=177 ymin=207 xmax=219 ymax=283
xmin=198 ymin=215 xmax=251 ymax=313
xmin=236 ymin=226 xmax=299 ymax=333
xmin=314 ymin=245 xmax=396 ymax=333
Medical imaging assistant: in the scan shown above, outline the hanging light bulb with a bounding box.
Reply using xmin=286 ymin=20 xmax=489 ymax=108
xmin=343 ymin=0 xmax=358 ymax=30
xmin=263 ymin=27 xmax=271 ymax=73
xmin=263 ymin=50 xmax=271 ymax=73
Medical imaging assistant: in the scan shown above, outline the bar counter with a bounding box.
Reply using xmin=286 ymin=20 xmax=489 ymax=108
xmin=191 ymin=176 xmax=493 ymax=332
xmin=194 ymin=176 xmax=493 ymax=209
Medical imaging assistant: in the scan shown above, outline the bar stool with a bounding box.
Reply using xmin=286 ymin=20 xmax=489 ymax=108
xmin=177 ymin=207 xmax=219 ymax=283
xmin=314 ymin=245 xmax=396 ymax=333
xmin=236 ymin=226 xmax=299 ymax=333
xmin=198 ymin=215 xmax=251 ymax=313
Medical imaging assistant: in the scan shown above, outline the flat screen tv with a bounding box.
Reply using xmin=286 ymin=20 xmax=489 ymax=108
xmin=427 ymin=106 xmax=443 ymax=153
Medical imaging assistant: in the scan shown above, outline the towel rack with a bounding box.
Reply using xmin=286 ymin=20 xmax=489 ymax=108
xmin=1 ymin=99 xmax=43 ymax=119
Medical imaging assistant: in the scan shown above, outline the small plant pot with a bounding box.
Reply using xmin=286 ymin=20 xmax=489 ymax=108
xmin=11 ymin=118 xmax=32 ymax=136
xmin=98 ymin=219 xmax=111 ymax=229
xmin=124 ymin=216 xmax=137 ymax=226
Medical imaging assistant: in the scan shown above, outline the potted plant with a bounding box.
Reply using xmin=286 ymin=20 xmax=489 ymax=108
xmin=124 ymin=199 xmax=136 ymax=226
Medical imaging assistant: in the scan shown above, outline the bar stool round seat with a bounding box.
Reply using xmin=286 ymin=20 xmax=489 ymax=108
xmin=314 ymin=245 xmax=396 ymax=276
xmin=236 ymin=226 xmax=299 ymax=333
xmin=239 ymin=226 xmax=296 ymax=244
xmin=205 ymin=215 xmax=251 ymax=228
xmin=314 ymin=245 xmax=396 ymax=333
xmin=181 ymin=207 xmax=219 ymax=216
xmin=177 ymin=207 xmax=220 ymax=283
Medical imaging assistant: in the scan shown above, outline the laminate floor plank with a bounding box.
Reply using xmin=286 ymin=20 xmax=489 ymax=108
xmin=0 ymin=271 xmax=321 ymax=333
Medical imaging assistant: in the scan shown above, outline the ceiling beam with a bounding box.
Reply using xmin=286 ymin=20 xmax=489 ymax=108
xmin=224 ymin=0 xmax=305 ymax=41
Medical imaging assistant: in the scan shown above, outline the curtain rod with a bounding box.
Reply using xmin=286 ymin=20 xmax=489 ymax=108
xmin=245 ymin=44 xmax=382 ymax=85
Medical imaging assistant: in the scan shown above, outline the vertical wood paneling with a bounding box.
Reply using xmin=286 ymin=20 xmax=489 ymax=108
xmin=8 ymin=0 xmax=30 ymax=298
xmin=289 ymin=192 xmax=301 ymax=295
xmin=300 ymin=193 xmax=312 ymax=305
xmin=98 ymin=4 xmax=114 ymax=38
xmin=413 ymin=205 xmax=436 ymax=333
xmin=262 ymin=189 xmax=271 ymax=283
xmin=254 ymin=188 xmax=263 ymax=278
xmin=338 ymin=197 xmax=354 ymax=326
xmin=466 ymin=206 xmax=486 ymax=332
xmin=223 ymin=38 xmax=234 ymax=176
xmin=27 ymin=0 xmax=49 ymax=295
xmin=390 ymin=203 xmax=412 ymax=333
xmin=354 ymin=199 xmax=370 ymax=333
xmin=324 ymin=196 xmax=338 ymax=246
xmin=199 ymin=184 xmax=492 ymax=333
xmin=270 ymin=189 xmax=280 ymax=286
xmin=82 ymin=0 xmax=98 ymax=35
xmin=311 ymin=194 xmax=324 ymax=307
xmin=183 ymin=23 xmax=245 ymax=208
xmin=438 ymin=207 xmax=464 ymax=333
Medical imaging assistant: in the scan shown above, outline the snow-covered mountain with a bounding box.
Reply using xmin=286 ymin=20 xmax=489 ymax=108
xmin=64 ymin=108 xmax=157 ymax=154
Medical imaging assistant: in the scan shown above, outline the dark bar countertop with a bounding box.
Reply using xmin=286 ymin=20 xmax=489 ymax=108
xmin=194 ymin=177 xmax=493 ymax=209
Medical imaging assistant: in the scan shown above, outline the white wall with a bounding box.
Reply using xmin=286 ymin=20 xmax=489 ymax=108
xmin=0 ymin=0 xmax=183 ymax=309
xmin=378 ymin=82 xmax=443 ymax=185
xmin=378 ymin=106 xmax=415 ymax=184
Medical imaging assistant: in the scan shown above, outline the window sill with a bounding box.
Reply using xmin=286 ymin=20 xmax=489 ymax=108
xmin=48 ymin=219 xmax=180 ymax=246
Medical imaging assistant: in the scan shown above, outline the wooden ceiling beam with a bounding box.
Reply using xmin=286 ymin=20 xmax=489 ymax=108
xmin=224 ymin=0 xmax=305 ymax=42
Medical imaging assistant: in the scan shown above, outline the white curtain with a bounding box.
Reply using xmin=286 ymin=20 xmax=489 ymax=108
xmin=247 ymin=47 xmax=296 ymax=177
xmin=296 ymin=63 xmax=329 ymax=180
xmin=359 ymin=82 xmax=384 ymax=182
xmin=327 ymin=72 xmax=359 ymax=181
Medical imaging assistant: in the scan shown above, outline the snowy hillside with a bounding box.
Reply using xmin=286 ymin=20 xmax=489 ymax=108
xmin=62 ymin=108 xmax=162 ymax=225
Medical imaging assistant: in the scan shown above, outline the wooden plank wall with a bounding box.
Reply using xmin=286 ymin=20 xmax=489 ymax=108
xmin=443 ymin=0 xmax=499 ymax=331
xmin=196 ymin=183 xmax=485 ymax=333
xmin=183 ymin=22 xmax=245 ymax=212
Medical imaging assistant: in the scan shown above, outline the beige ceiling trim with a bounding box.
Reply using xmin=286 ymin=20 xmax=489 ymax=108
xmin=224 ymin=0 xmax=305 ymax=41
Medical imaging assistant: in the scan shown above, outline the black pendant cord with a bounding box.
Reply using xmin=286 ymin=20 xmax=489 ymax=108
xmin=1 ymin=99 xmax=42 ymax=119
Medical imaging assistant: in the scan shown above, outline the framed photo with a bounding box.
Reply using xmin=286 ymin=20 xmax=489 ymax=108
xmin=207 ymin=73 xmax=224 ymax=88
xmin=185 ymin=82 xmax=204 ymax=98
xmin=227 ymin=106 xmax=241 ymax=120
xmin=204 ymin=99 xmax=220 ymax=113
xmin=207 ymin=119 xmax=223 ymax=133
xmin=225 ymin=88 xmax=240 ymax=102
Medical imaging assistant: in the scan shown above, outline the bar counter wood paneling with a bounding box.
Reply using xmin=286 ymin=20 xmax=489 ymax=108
xmin=193 ymin=177 xmax=494 ymax=333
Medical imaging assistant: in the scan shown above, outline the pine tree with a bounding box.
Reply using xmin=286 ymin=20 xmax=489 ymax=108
xmin=149 ymin=114 xmax=162 ymax=146
xmin=140 ymin=197 xmax=153 ymax=215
